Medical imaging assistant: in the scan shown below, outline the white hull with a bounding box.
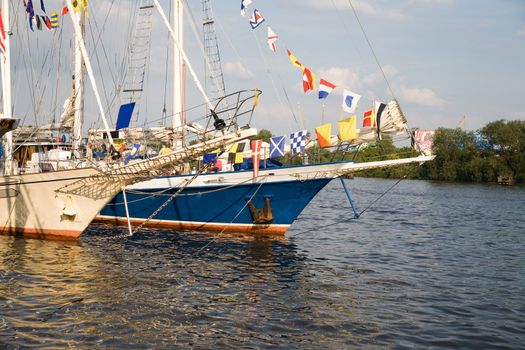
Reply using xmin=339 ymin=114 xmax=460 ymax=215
xmin=0 ymin=168 xmax=111 ymax=240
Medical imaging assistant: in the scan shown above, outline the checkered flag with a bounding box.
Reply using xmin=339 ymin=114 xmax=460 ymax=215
xmin=290 ymin=130 xmax=307 ymax=155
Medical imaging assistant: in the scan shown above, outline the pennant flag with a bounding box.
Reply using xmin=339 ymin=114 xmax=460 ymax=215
xmin=251 ymin=140 xmax=262 ymax=178
xmin=0 ymin=11 xmax=6 ymax=54
xmin=39 ymin=0 xmax=46 ymax=13
xmin=267 ymin=27 xmax=278 ymax=53
xmin=61 ymin=6 xmax=69 ymax=15
xmin=72 ymin=0 xmax=81 ymax=13
xmin=286 ymin=49 xmax=304 ymax=70
xmin=342 ymin=89 xmax=361 ymax=114
xmin=338 ymin=116 xmax=358 ymax=142
xmin=302 ymin=67 xmax=317 ymax=93
xmin=290 ymin=130 xmax=307 ymax=155
xmin=318 ymin=79 xmax=336 ymax=99
xmin=26 ymin=0 xmax=35 ymax=31
xmin=36 ymin=15 xmax=42 ymax=31
xmin=374 ymin=101 xmax=387 ymax=135
xmin=253 ymin=90 xmax=260 ymax=108
xmin=228 ymin=142 xmax=246 ymax=164
xmin=249 ymin=9 xmax=265 ymax=29
xmin=44 ymin=16 xmax=52 ymax=30
xmin=50 ymin=11 xmax=59 ymax=28
xmin=270 ymin=136 xmax=285 ymax=158
xmin=116 ymin=102 xmax=136 ymax=130
xmin=82 ymin=0 xmax=89 ymax=12
xmin=363 ymin=109 xmax=376 ymax=128
xmin=241 ymin=0 xmax=252 ymax=16
xmin=203 ymin=152 xmax=218 ymax=166
xmin=315 ymin=123 xmax=332 ymax=148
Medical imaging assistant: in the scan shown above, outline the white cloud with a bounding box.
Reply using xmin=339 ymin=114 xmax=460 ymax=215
xmin=318 ymin=67 xmax=360 ymax=91
xmin=362 ymin=65 xmax=399 ymax=87
xmin=222 ymin=61 xmax=254 ymax=79
xmin=398 ymin=85 xmax=446 ymax=107
xmin=300 ymin=0 xmax=406 ymax=21
xmin=517 ymin=25 xmax=525 ymax=37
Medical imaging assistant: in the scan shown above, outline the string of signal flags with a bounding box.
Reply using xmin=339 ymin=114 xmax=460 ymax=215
xmin=240 ymin=0 xmax=388 ymax=149
xmin=21 ymin=0 xmax=88 ymax=32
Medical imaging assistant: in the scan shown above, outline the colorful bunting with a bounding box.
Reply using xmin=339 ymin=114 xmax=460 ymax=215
xmin=318 ymin=79 xmax=336 ymax=99
xmin=267 ymin=27 xmax=278 ymax=53
xmin=290 ymin=130 xmax=307 ymax=155
xmin=302 ymin=67 xmax=317 ymax=92
xmin=240 ymin=0 xmax=253 ymax=17
xmin=363 ymin=109 xmax=376 ymax=128
xmin=338 ymin=116 xmax=358 ymax=142
xmin=249 ymin=9 xmax=265 ymax=29
xmin=315 ymin=123 xmax=332 ymax=148
xmin=39 ymin=0 xmax=46 ymax=13
xmin=61 ymin=6 xmax=69 ymax=15
xmin=270 ymin=136 xmax=285 ymax=158
xmin=342 ymin=89 xmax=361 ymax=114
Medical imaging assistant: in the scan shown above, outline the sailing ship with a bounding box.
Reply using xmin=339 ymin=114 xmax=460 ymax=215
xmin=0 ymin=0 xmax=257 ymax=239
xmin=94 ymin=1 xmax=434 ymax=236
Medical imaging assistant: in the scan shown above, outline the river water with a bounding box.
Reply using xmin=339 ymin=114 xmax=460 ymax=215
xmin=1 ymin=178 xmax=524 ymax=349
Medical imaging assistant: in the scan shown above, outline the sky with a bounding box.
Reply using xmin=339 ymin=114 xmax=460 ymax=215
xmin=6 ymin=0 xmax=525 ymax=138
xmin=181 ymin=0 xmax=525 ymax=135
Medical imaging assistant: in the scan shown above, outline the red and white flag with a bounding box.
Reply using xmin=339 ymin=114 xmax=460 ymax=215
xmin=0 ymin=11 xmax=7 ymax=55
xmin=267 ymin=27 xmax=278 ymax=52
xmin=251 ymin=140 xmax=262 ymax=178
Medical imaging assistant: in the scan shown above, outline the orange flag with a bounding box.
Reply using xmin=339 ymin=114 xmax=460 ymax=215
xmin=315 ymin=123 xmax=332 ymax=148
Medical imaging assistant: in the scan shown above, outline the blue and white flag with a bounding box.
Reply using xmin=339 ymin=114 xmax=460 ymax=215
xmin=249 ymin=9 xmax=265 ymax=29
xmin=290 ymin=130 xmax=307 ymax=155
xmin=270 ymin=136 xmax=285 ymax=158
xmin=240 ymin=0 xmax=252 ymax=16
xmin=342 ymin=89 xmax=361 ymax=114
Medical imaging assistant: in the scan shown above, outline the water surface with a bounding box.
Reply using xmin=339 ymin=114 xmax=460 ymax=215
xmin=1 ymin=178 xmax=524 ymax=349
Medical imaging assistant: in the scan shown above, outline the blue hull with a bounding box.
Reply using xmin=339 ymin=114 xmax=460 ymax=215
xmin=97 ymin=178 xmax=332 ymax=235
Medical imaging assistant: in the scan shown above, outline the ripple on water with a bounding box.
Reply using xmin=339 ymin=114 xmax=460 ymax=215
xmin=1 ymin=179 xmax=525 ymax=348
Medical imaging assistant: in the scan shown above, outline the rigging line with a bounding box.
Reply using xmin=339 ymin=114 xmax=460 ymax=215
xmin=248 ymin=26 xmax=297 ymax=133
xmin=289 ymin=174 xmax=408 ymax=238
xmin=346 ymin=0 xmax=397 ymax=101
xmin=161 ymin=0 xmax=172 ymax=126
xmin=191 ymin=178 xmax=266 ymax=258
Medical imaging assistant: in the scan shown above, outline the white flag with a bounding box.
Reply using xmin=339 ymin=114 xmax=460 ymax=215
xmin=240 ymin=0 xmax=253 ymax=16
xmin=267 ymin=27 xmax=278 ymax=52
xmin=342 ymin=89 xmax=361 ymax=114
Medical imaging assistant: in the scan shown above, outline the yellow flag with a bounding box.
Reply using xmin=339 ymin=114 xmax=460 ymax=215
xmin=253 ymin=90 xmax=260 ymax=108
xmin=338 ymin=116 xmax=357 ymax=142
xmin=315 ymin=123 xmax=332 ymax=148
xmin=82 ymin=0 xmax=89 ymax=15
xmin=286 ymin=49 xmax=304 ymax=70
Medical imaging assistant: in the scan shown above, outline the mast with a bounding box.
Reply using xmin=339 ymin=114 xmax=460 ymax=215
xmin=201 ymin=0 xmax=226 ymax=99
xmin=1 ymin=0 xmax=13 ymax=175
xmin=172 ymin=0 xmax=184 ymax=149
xmin=72 ymin=10 xmax=86 ymax=160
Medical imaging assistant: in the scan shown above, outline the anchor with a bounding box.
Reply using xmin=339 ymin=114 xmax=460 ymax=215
xmin=247 ymin=197 xmax=273 ymax=224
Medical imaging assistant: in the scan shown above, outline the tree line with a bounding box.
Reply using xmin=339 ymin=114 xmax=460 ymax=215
xmin=255 ymin=119 xmax=525 ymax=184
